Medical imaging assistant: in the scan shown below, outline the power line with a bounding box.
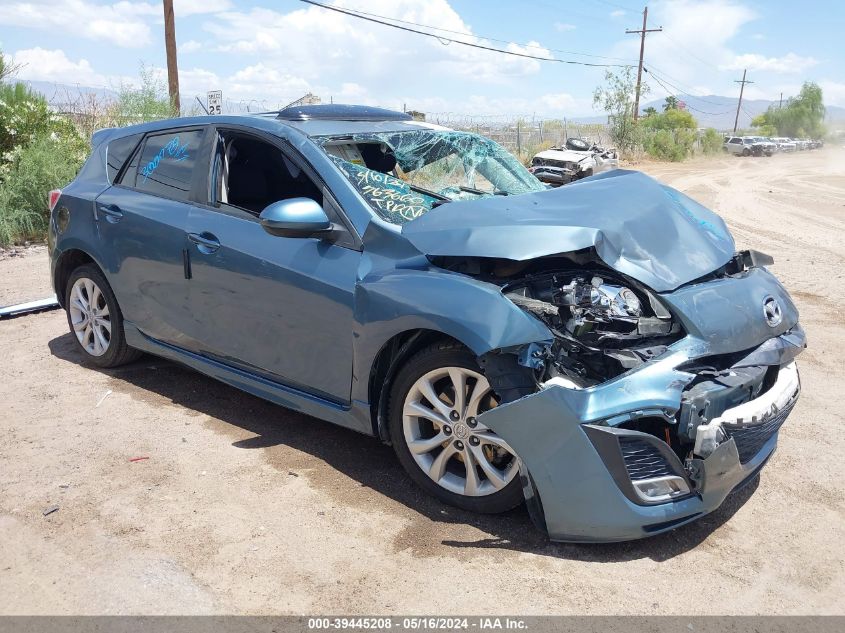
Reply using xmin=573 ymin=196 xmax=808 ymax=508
xmin=335 ymin=3 xmax=638 ymax=63
xmin=592 ymin=0 xmax=633 ymax=11
xmin=647 ymin=72 xmax=734 ymax=116
xmin=299 ymin=0 xmax=632 ymax=68
xmin=661 ymin=33 xmax=721 ymax=71
xmin=643 ymin=66 xmax=729 ymax=106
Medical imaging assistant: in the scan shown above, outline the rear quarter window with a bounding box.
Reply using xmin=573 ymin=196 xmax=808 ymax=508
xmin=106 ymin=133 xmax=143 ymax=184
xmin=127 ymin=129 xmax=204 ymax=201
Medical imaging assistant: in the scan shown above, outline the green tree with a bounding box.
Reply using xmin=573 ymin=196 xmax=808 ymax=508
xmin=642 ymin=106 xmax=658 ymax=117
xmin=753 ymin=82 xmax=826 ymax=137
xmin=593 ymin=66 xmax=647 ymax=154
xmin=663 ymin=95 xmax=679 ymax=111
xmin=111 ymin=65 xmax=178 ymax=127
xmin=640 ymin=108 xmax=698 ymax=161
xmin=0 ymin=49 xmax=22 ymax=83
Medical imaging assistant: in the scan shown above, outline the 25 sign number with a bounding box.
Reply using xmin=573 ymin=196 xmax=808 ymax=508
xmin=207 ymin=90 xmax=222 ymax=115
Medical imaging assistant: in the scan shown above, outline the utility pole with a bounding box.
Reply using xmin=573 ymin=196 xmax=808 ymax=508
xmin=732 ymin=69 xmax=753 ymax=133
xmin=162 ymin=0 xmax=180 ymax=113
xmin=779 ymin=92 xmax=783 ymax=108
xmin=626 ymin=6 xmax=662 ymax=121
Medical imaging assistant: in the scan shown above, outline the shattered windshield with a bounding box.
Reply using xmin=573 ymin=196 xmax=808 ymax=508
xmin=317 ymin=129 xmax=545 ymax=225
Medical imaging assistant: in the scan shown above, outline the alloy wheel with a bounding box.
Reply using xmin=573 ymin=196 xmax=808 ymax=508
xmin=68 ymin=277 xmax=111 ymax=357
xmin=402 ymin=366 xmax=519 ymax=497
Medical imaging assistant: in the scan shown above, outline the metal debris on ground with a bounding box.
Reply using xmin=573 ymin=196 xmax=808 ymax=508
xmin=95 ymin=389 xmax=112 ymax=407
xmin=42 ymin=505 xmax=60 ymax=516
xmin=128 ymin=456 xmax=150 ymax=463
xmin=0 ymin=295 xmax=60 ymax=319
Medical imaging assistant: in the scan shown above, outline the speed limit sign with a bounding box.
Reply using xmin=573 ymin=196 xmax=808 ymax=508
xmin=207 ymin=90 xmax=222 ymax=115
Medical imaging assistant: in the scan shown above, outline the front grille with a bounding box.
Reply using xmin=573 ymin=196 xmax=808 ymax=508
xmin=618 ymin=437 xmax=675 ymax=480
xmin=532 ymin=158 xmax=577 ymax=170
xmin=722 ymin=399 xmax=796 ymax=464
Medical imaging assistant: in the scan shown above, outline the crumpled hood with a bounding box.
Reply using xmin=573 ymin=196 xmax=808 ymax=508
xmin=401 ymin=169 xmax=735 ymax=292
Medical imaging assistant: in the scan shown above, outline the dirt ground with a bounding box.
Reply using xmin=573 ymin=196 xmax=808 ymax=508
xmin=1 ymin=149 xmax=844 ymax=615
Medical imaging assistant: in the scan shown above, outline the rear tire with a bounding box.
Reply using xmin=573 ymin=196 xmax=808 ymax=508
xmin=65 ymin=264 xmax=142 ymax=368
xmin=388 ymin=342 xmax=524 ymax=514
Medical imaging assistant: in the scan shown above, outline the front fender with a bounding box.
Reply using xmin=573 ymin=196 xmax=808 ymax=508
xmin=350 ymin=268 xmax=553 ymax=404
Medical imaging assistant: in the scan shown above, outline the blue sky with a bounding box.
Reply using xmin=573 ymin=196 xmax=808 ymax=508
xmin=0 ymin=0 xmax=842 ymax=117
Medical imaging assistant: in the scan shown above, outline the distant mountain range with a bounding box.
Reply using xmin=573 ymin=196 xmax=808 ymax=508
xmin=20 ymin=80 xmax=118 ymax=109
xmin=18 ymin=78 xmax=845 ymax=131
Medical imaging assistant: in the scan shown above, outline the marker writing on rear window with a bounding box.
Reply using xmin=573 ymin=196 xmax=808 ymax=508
xmin=141 ymin=136 xmax=189 ymax=182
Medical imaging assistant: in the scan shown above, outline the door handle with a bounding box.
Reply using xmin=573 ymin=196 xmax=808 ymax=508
xmin=188 ymin=232 xmax=221 ymax=254
xmin=97 ymin=203 xmax=124 ymax=223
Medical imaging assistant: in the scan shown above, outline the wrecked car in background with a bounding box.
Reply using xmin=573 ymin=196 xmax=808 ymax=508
xmin=49 ymin=105 xmax=804 ymax=543
xmin=529 ymin=138 xmax=619 ymax=186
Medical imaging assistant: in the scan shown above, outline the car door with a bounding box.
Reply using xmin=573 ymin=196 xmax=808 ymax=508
xmin=94 ymin=126 xmax=210 ymax=346
xmin=727 ymin=137 xmax=742 ymax=154
xmin=182 ymin=129 xmax=361 ymax=403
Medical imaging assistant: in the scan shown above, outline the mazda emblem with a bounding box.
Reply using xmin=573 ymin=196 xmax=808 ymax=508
xmin=763 ymin=296 xmax=783 ymax=327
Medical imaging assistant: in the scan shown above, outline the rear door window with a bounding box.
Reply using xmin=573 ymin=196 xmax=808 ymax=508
xmin=128 ymin=130 xmax=204 ymax=201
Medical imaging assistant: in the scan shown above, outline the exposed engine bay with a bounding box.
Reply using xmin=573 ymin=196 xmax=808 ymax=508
xmin=503 ymin=267 xmax=682 ymax=387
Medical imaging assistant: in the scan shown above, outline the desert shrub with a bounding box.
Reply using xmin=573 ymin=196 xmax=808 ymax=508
xmin=699 ymin=128 xmax=724 ymax=155
xmin=0 ymin=131 xmax=85 ymax=245
xmin=643 ymin=128 xmax=697 ymax=162
xmin=0 ymin=82 xmax=53 ymax=176
xmin=641 ymin=109 xmax=698 ymax=161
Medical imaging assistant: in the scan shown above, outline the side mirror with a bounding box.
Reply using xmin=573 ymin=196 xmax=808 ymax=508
xmin=259 ymin=198 xmax=332 ymax=238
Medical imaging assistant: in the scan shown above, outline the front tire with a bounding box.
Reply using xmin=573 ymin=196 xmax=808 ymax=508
xmin=65 ymin=264 xmax=142 ymax=368
xmin=388 ymin=342 xmax=524 ymax=514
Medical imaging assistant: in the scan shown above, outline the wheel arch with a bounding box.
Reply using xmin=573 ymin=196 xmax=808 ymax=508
xmin=54 ymin=248 xmax=100 ymax=307
xmin=367 ymin=328 xmax=464 ymax=441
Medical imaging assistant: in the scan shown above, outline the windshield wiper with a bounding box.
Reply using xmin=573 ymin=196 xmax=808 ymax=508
xmin=458 ymin=186 xmax=509 ymax=196
xmin=407 ymin=183 xmax=449 ymax=200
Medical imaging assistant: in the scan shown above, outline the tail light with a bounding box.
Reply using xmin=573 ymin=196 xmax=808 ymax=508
xmin=48 ymin=189 xmax=62 ymax=212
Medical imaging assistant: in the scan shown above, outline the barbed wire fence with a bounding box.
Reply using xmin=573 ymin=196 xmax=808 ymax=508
xmin=424 ymin=112 xmax=614 ymax=161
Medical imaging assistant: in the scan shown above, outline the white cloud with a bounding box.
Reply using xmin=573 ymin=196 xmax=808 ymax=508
xmin=752 ymin=33 xmax=765 ymax=40
xmin=0 ymin=0 xmax=152 ymax=48
xmin=609 ymin=0 xmax=759 ymax=98
xmin=175 ymin=0 xmax=232 ymax=17
xmin=554 ymin=22 xmax=576 ymax=32
xmin=610 ymin=10 xmax=626 ymax=18
xmin=203 ymin=0 xmax=549 ymax=84
xmin=180 ymin=40 xmax=203 ymax=53
xmin=720 ymin=52 xmax=819 ymax=74
xmin=0 ymin=0 xmax=231 ymax=49
xmin=11 ymin=47 xmax=109 ymax=86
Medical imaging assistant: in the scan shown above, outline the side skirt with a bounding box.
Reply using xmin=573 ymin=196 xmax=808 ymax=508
xmin=123 ymin=322 xmax=374 ymax=435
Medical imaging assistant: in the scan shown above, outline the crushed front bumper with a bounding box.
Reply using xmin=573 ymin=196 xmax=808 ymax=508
xmin=478 ymin=347 xmax=803 ymax=543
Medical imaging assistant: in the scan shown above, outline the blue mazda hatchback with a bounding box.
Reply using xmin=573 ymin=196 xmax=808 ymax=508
xmin=48 ymin=105 xmax=805 ymax=542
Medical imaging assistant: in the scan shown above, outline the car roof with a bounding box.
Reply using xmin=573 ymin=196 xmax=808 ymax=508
xmin=92 ymin=104 xmax=452 ymax=145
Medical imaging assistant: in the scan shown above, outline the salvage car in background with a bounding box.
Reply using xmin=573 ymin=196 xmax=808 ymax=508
xmin=772 ymin=137 xmax=797 ymax=152
xmin=529 ymin=138 xmax=619 ymax=186
xmin=48 ymin=105 xmax=804 ymax=542
xmin=724 ymin=135 xmax=770 ymax=156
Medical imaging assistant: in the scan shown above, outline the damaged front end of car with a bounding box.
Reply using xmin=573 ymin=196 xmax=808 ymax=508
xmin=475 ymin=257 xmax=803 ymax=542
xmin=401 ymin=170 xmax=806 ymax=542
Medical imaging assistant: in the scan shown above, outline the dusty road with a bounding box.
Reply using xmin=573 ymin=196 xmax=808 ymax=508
xmin=1 ymin=149 xmax=844 ymax=615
